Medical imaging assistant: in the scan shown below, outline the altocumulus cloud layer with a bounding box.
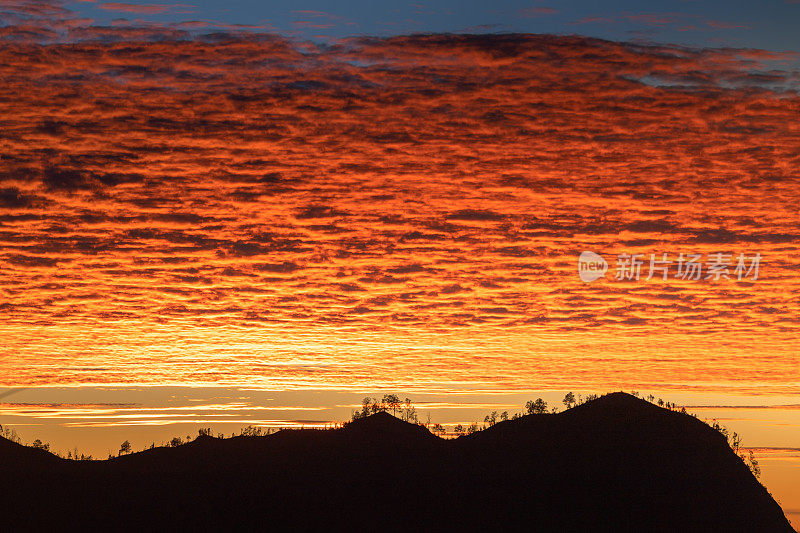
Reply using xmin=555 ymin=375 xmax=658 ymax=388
xmin=0 ymin=0 xmax=799 ymax=393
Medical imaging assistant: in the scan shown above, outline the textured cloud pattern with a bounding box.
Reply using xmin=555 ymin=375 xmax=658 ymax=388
xmin=0 ymin=15 xmax=798 ymax=393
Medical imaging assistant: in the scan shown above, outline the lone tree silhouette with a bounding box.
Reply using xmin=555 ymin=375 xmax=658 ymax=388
xmin=526 ymin=398 xmax=548 ymax=414
xmin=119 ymin=440 xmax=131 ymax=456
xmin=563 ymin=392 xmax=576 ymax=410
xmin=382 ymin=394 xmax=401 ymax=416
xmin=31 ymin=439 xmax=49 ymax=451
xmin=401 ymin=398 xmax=417 ymax=422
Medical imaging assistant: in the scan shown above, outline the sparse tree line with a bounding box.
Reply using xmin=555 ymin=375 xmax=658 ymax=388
xmin=1 ymin=424 xmax=20 ymax=444
xmin=0 ymin=422 xmax=289 ymax=460
xmin=0 ymin=391 xmax=763 ymax=479
xmin=708 ymin=419 xmax=760 ymax=479
xmin=630 ymin=392 xmax=761 ymax=479
xmin=350 ymin=390 xmax=763 ymax=480
xmin=351 ymin=394 xmax=419 ymax=423
xmin=348 ymin=392 xmax=593 ymax=434
xmin=474 ymin=392 xmax=599 ymax=430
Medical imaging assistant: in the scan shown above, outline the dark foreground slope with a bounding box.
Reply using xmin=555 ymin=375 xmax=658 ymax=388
xmin=0 ymin=393 xmax=792 ymax=532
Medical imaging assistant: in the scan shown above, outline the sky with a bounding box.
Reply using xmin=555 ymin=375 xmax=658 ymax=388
xmin=5 ymin=0 xmax=798 ymax=52
xmin=0 ymin=0 xmax=799 ymax=528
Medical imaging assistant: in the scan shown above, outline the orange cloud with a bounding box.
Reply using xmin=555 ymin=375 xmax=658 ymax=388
xmin=0 ymin=31 xmax=796 ymax=396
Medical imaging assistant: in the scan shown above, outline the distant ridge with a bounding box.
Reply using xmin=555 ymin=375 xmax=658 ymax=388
xmin=0 ymin=430 xmax=60 ymax=466
xmin=0 ymin=393 xmax=792 ymax=531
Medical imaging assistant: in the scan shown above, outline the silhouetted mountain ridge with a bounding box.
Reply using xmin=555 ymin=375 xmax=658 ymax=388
xmin=0 ymin=431 xmax=59 ymax=466
xmin=0 ymin=393 xmax=792 ymax=532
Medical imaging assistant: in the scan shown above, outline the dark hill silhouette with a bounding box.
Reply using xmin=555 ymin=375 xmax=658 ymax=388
xmin=0 ymin=393 xmax=792 ymax=532
xmin=0 ymin=431 xmax=60 ymax=467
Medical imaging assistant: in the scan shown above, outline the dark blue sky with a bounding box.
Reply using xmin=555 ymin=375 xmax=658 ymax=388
xmin=68 ymin=0 xmax=800 ymax=51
